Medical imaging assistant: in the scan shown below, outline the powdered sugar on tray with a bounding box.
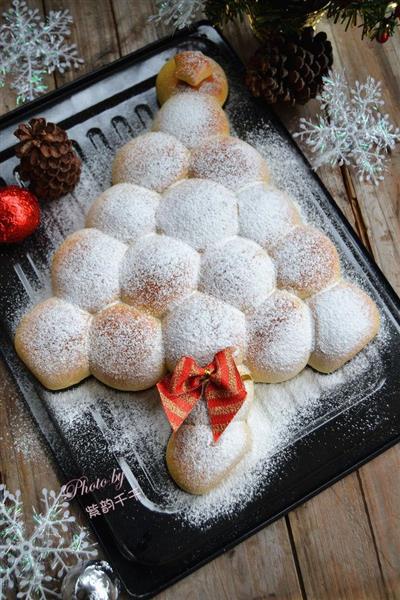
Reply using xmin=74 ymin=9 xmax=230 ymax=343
xmin=43 ymin=333 xmax=386 ymax=528
xmin=5 ymin=66 xmax=395 ymax=530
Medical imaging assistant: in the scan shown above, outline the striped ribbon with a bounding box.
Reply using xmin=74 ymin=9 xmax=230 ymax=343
xmin=157 ymin=348 xmax=247 ymax=442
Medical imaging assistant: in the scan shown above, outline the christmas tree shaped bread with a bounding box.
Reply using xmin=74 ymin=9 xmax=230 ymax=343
xmin=14 ymin=52 xmax=380 ymax=495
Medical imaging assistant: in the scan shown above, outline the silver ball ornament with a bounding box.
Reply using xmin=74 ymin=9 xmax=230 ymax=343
xmin=61 ymin=560 xmax=120 ymax=600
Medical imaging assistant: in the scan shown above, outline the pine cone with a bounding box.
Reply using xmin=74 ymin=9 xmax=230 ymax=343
xmin=245 ymin=28 xmax=333 ymax=106
xmin=14 ymin=118 xmax=81 ymax=201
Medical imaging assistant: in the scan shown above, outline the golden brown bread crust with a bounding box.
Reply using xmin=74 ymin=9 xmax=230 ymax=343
xmin=246 ymin=290 xmax=313 ymax=383
xmin=14 ymin=297 xmax=91 ymax=391
xmin=272 ymin=225 xmax=341 ymax=299
xmin=166 ymin=421 xmax=252 ymax=495
xmin=89 ymin=302 xmax=165 ymax=391
xmin=152 ymin=94 xmax=230 ymax=149
xmin=307 ymin=281 xmax=381 ymax=373
xmin=156 ymin=52 xmax=229 ymax=106
xmin=112 ymin=132 xmax=190 ymax=192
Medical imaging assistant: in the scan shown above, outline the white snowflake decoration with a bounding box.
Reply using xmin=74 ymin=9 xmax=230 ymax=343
xmin=149 ymin=0 xmax=205 ymax=29
xmin=0 ymin=485 xmax=96 ymax=599
xmin=294 ymin=71 xmax=400 ymax=185
xmin=0 ymin=0 xmax=83 ymax=105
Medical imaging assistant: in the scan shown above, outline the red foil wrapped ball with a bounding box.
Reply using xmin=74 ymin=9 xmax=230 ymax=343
xmin=0 ymin=185 xmax=41 ymax=244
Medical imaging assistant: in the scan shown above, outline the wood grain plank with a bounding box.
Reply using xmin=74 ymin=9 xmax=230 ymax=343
xmin=289 ymin=477 xmax=388 ymax=600
xmin=42 ymin=0 xmax=120 ymax=86
xmin=322 ymin=22 xmax=400 ymax=600
xmin=358 ymin=449 xmax=400 ymax=599
xmin=111 ymin=0 xmax=172 ymax=55
xmin=0 ymin=0 xmax=55 ymax=116
xmin=159 ymin=522 xmax=305 ymax=600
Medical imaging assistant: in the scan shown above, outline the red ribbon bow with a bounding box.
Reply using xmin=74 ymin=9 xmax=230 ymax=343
xmin=157 ymin=348 xmax=247 ymax=442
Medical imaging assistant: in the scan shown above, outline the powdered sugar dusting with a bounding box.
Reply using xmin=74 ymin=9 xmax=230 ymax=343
xmin=247 ymin=290 xmax=313 ymax=382
xmin=199 ymin=236 xmax=275 ymax=313
xmin=86 ymin=183 xmax=159 ymax=244
xmin=52 ymin=228 xmax=127 ymax=313
xmin=272 ymin=225 xmax=341 ymax=298
xmin=157 ymin=178 xmax=238 ymax=252
xmin=120 ymin=233 xmax=200 ymax=317
xmin=112 ymin=131 xmax=190 ymax=192
xmin=42 ymin=334 xmax=385 ymax=528
xmin=163 ymin=292 xmax=247 ymax=369
xmin=309 ymin=281 xmax=380 ymax=361
xmin=168 ymin=421 xmax=250 ymax=494
xmin=190 ymin=135 xmax=269 ymax=190
xmin=15 ymin=297 xmax=91 ymax=385
xmin=153 ymin=93 xmax=229 ymax=148
xmin=238 ymin=183 xmax=302 ymax=251
xmin=89 ymin=302 xmax=164 ymax=391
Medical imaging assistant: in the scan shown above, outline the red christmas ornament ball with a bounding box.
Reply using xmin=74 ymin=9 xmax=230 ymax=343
xmin=377 ymin=29 xmax=390 ymax=43
xmin=0 ymin=185 xmax=41 ymax=244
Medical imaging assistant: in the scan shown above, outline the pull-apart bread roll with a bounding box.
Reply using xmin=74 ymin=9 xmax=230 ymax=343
xmin=112 ymin=131 xmax=190 ymax=192
xmin=272 ymin=225 xmax=341 ymax=298
xmin=307 ymin=281 xmax=380 ymax=373
xmin=247 ymin=290 xmax=314 ymax=383
xmin=15 ymin=298 xmax=91 ymax=390
xmin=190 ymin=135 xmax=269 ymax=191
xmin=152 ymin=93 xmax=230 ymax=149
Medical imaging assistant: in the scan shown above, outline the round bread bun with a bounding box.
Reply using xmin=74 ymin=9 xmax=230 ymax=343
xmin=14 ymin=297 xmax=91 ymax=391
xmin=157 ymin=178 xmax=238 ymax=252
xmin=89 ymin=302 xmax=165 ymax=391
xmin=166 ymin=421 xmax=251 ymax=495
xmin=120 ymin=233 xmax=200 ymax=317
xmin=152 ymin=93 xmax=230 ymax=149
xmin=238 ymin=183 xmax=302 ymax=252
xmin=246 ymin=289 xmax=313 ymax=383
xmin=112 ymin=131 xmax=190 ymax=192
xmin=163 ymin=292 xmax=247 ymax=370
xmin=199 ymin=236 xmax=275 ymax=313
xmin=51 ymin=228 xmax=127 ymax=314
xmin=156 ymin=51 xmax=229 ymax=106
xmin=86 ymin=183 xmax=159 ymax=244
xmin=190 ymin=135 xmax=269 ymax=191
xmin=307 ymin=281 xmax=380 ymax=373
xmin=272 ymin=225 xmax=341 ymax=298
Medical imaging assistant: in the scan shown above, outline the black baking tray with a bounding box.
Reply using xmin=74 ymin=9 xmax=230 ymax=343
xmin=1 ymin=23 xmax=400 ymax=598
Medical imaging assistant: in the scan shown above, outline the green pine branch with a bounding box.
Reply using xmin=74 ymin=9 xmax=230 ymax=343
xmin=204 ymin=0 xmax=398 ymax=40
xmin=326 ymin=1 xmax=396 ymax=39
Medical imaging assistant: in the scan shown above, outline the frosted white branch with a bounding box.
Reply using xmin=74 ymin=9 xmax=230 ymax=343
xmin=0 ymin=484 xmax=96 ymax=599
xmin=149 ymin=0 xmax=205 ymax=29
xmin=294 ymin=70 xmax=400 ymax=185
xmin=0 ymin=0 xmax=83 ymax=104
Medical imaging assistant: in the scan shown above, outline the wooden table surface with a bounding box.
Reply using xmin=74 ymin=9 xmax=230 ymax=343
xmin=0 ymin=2 xmax=399 ymax=599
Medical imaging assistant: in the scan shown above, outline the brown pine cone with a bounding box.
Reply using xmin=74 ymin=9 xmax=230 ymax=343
xmin=14 ymin=118 xmax=81 ymax=201
xmin=245 ymin=27 xmax=333 ymax=106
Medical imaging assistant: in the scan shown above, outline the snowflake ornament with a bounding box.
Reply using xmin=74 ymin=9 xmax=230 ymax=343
xmin=0 ymin=0 xmax=83 ymax=105
xmin=0 ymin=485 xmax=96 ymax=599
xmin=150 ymin=0 xmax=205 ymax=29
xmin=294 ymin=71 xmax=400 ymax=185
